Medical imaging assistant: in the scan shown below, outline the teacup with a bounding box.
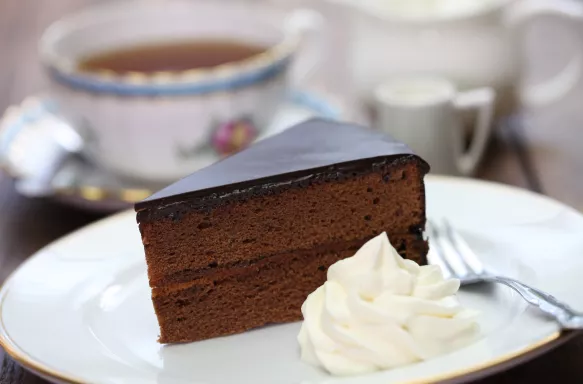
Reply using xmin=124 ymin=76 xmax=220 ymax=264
xmin=38 ymin=0 xmax=318 ymax=182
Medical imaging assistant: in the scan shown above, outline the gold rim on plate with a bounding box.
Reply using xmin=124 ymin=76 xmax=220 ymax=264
xmin=0 ymin=290 xmax=567 ymax=384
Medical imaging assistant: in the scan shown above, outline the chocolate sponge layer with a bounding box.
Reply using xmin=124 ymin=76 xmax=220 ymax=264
xmin=138 ymin=158 xmax=428 ymax=343
xmin=139 ymin=160 xmax=426 ymax=288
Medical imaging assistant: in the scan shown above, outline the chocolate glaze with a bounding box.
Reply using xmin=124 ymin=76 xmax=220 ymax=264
xmin=135 ymin=118 xmax=429 ymax=221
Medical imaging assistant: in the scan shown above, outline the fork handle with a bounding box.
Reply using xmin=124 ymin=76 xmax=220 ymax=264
xmin=484 ymin=275 xmax=583 ymax=330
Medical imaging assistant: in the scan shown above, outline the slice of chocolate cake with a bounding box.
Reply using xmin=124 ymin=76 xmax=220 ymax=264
xmin=136 ymin=118 xmax=430 ymax=343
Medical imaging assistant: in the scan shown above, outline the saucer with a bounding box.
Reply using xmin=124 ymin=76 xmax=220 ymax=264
xmin=0 ymin=90 xmax=342 ymax=212
xmin=1 ymin=176 xmax=581 ymax=383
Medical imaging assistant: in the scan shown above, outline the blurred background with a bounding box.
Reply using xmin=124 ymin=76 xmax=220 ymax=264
xmin=2 ymin=0 xmax=583 ymax=295
xmin=2 ymin=0 xmax=583 ymax=381
xmin=1 ymin=1 xmax=582 ymax=278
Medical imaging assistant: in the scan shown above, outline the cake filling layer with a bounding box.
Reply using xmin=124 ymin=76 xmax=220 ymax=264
xmin=150 ymin=235 xmax=426 ymax=287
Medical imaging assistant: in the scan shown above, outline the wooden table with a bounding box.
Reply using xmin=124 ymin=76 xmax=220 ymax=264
xmin=1 ymin=1 xmax=583 ymax=383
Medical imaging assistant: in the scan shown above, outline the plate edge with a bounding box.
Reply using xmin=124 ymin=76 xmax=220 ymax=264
xmin=0 ymin=178 xmax=579 ymax=383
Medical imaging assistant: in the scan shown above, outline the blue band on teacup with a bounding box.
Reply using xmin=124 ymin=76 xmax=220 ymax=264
xmin=47 ymin=56 xmax=292 ymax=96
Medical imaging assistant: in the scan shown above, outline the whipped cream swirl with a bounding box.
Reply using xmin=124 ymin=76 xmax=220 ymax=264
xmin=298 ymin=232 xmax=479 ymax=376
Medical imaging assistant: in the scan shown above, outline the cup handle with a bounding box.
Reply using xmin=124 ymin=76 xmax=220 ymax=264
xmin=506 ymin=0 xmax=583 ymax=107
xmin=453 ymin=87 xmax=496 ymax=176
xmin=283 ymin=8 xmax=325 ymax=84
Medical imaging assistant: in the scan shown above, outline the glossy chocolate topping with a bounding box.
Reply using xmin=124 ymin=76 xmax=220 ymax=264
xmin=135 ymin=118 xmax=429 ymax=216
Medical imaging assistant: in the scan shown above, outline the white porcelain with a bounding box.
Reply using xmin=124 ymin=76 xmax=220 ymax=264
xmin=2 ymin=176 xmax=582 ymax=383
xmin=329 ymin=0 xmax=583 ymax=115
xmin=375 ymin=76 xmax=495 ymax=176
xmin=39 ymin=0 xmax=319 ymax=182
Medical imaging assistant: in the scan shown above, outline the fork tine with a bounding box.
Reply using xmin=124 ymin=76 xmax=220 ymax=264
xmin=429 ymin=220 xmax=471 ymax=278
xmin=441 ymin=219 xmax=486 ymax=276
xmin=426 ymin=220 xmax=455 ymax=279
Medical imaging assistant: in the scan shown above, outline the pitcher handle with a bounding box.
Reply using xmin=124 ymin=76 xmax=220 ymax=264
xmin=507 ymin=0 xmax=583 ymax=107
xmin=284 ymin=8 xmax=325 ymax=85
xmin=453 ymin=88 xmax=496 ymax=176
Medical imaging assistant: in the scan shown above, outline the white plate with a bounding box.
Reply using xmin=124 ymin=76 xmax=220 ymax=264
xmin=1 ymin=176 xmax=582 ymax=384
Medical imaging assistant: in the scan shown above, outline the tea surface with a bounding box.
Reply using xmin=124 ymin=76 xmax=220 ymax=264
xmin=78 ymin=39 xmax=267 ymax=73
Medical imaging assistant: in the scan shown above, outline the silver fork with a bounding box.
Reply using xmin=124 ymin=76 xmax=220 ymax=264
xmin=428 ymin=219 xmax=583 ymax=330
